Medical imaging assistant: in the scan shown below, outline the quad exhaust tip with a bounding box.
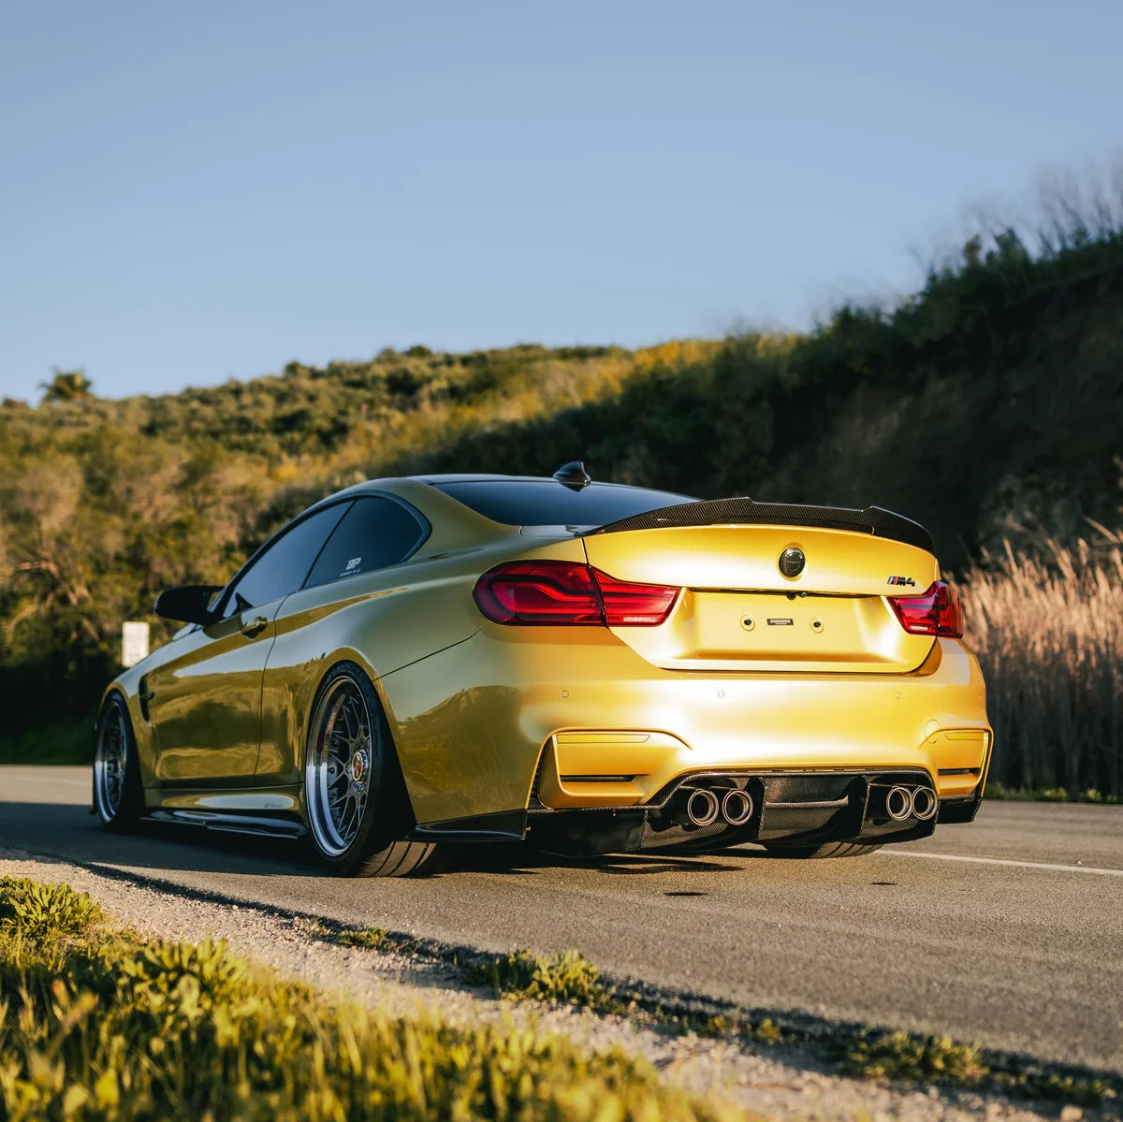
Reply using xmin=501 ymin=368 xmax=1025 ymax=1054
xmin=686 ymin=788 xmax=721 ymax=827
xmin=684 ymin=786 xmax=755 ymax=828
xmin=912 ymin=786 xmax=938 ymax=821
xmin=885 ymin=784 xmax=938 ymax=822
xmin=721 ymin=788 xmax=754 ymax=827
xmin=682 ymin=780 xmax=936 ymax=829
xmin=885 ymin=785 xmax=914 ymax=821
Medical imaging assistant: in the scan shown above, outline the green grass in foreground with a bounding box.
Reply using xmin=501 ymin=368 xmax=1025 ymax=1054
xmin=0 ymin=877 xmax=739 ymax=1122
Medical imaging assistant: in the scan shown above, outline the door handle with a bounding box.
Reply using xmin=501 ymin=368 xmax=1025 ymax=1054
xmin=240 ymin=616 xmax=269 ymax=638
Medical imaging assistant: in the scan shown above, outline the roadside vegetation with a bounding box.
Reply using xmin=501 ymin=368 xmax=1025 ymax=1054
xmin=839 ymin=1030 xmax=1115 ymax=1105
xmin=465 ymin=948 xmax=616 ymax=1009
xmin=963 ymin=533 xmax=1123 ymax=797
xmin=335 ymin=925 xmax=391 ymax=949
xmin=323 ymin=916 xmax=1120 ymax=1106
xmin=0 ymin=877 xmax=738 ymax=1122
xmin=2 ymin=876 xmax=1119 ymax=1114
xmin=2 ymin=192 xmax=1122 ymax=794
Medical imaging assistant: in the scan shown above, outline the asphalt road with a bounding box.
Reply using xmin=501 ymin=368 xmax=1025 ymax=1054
xmin=2 ymin=766 xmax=1121 ymax=1073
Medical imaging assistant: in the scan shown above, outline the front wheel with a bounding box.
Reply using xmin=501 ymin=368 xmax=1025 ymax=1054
xmin=761 ymin=841 xmax=883 ymax=859
xmin=93 ymin=694 xmax=144 ymax=832
xmin=304 ymin=662 xmax=445 ymax=877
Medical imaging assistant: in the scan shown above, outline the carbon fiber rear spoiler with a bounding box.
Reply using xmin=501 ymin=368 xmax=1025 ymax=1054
xmin=585 ymin=497 xmax=935 ymax=554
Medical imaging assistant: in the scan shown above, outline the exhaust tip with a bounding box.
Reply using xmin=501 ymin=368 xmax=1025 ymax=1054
xmin=912 ymin=787 xmax=938 ymax=821
xmin=721 ymin=788 xmax=754 ymax=826
xmin=686 ymin=787 xmax=721 ymax=827
xmin=886 ymin=785 xmax=914 ymax=822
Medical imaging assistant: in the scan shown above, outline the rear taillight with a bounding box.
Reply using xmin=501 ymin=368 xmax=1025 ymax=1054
xmin=888 ymin=580 xmax=964 ymax=638
xmin=596 ymin=569 xmax=680 ymax=625
xmin=474 ymin=561 xmax=679 ymax=626
xmin=474 ymin=561 xmax=602 ymax=625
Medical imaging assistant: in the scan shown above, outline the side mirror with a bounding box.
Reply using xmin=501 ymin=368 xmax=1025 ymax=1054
xmin=154 ymin=585 xmax=224 ymax=626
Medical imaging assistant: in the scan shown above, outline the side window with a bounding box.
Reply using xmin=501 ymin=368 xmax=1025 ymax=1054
xmin=304 ymin=497 xmax=425 ymax=588
xmin=223 ymin=503 xmax=351 ymax=615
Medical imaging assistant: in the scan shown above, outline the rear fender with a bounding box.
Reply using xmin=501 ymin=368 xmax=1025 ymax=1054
xmin=256 ymin=536 xmax=587 ymax=786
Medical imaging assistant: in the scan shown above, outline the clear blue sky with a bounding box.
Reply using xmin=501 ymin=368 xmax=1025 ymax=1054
xmin=3 ymin=1 xmax=1120 ymax=402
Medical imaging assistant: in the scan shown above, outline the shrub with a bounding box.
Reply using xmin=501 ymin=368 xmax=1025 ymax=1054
xmin=0 ymin=878 xmax=101 ymax=939
xmin=465 ymin=948 xmax=615 ymax=1009
xmin=843 ymin=1030 xmax=987 ymax=1083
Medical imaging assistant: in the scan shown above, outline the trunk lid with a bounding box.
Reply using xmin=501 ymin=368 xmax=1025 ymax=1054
xmin=581 ymin=500 xmax=940 ymax=673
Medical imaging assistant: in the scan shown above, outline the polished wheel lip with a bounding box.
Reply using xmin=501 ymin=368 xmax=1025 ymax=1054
xmin=94 ymin=705 xmax=127 ymax=820
xmin=306 ymin=677 xmax=374 ymax=858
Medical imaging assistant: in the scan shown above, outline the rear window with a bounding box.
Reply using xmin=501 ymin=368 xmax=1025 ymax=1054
xmin=432 ymin=481 xmax=697 ymax=527
xmin=304 ymin=497 xmax=427 ymax=587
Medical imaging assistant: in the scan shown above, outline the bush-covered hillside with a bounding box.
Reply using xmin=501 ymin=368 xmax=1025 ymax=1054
xmin=2 ymin=221 xmax=1122 ymax=769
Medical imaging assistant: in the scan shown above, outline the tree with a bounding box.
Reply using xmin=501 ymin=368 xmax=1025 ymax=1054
xmin=39 ymin=368 xmax=94 ymax=403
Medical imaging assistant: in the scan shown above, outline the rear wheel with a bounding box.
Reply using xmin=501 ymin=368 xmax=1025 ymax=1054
xmin=761 ymin=841 xmax=883 ymax=859
xmin=93 ymin=694 xmax=144 ymax=832
xmin=304 ymin=663 xmax=445 ymax=877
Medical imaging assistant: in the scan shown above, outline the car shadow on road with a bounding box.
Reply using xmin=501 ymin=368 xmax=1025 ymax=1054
xmin=0 ymin=800 xmax=330 ymax=878
xmin=1 ymin=799 xmax=772 ymax=881
xmin=443 ymin=842 xmax=768 ymax=877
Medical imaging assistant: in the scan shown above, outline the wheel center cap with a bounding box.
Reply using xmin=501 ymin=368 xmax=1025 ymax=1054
xmin=349 ymin=750 xmax=368 ymax=784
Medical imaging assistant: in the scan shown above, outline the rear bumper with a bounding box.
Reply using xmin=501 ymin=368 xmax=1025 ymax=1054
xmin=413 ymin=767 xmax=977 ymax=853
xmin=378 ymin=625 xmax=991 ymax=830
xmin=526 ymin=767 xmax=948 ymax=854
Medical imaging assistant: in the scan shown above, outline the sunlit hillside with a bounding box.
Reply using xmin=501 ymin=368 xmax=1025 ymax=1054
xmin=2 ymin=218 xmax=1122 ymax=790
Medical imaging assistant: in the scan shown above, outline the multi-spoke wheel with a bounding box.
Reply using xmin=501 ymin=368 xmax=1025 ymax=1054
xmin=304 ymin=663 xmax=445 ymax=877
xmin=93 ymin=694 xmax=143 ymax=831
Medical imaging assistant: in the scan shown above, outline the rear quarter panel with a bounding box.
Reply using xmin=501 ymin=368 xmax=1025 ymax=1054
xmin=255 ymin=535 xmax=588 ymax=785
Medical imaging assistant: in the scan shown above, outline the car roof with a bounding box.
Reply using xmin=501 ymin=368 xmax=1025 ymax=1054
xmin=325 ymin=473 xmax=662 ymax=498
xmin=411 ymin=473 xmax=646 ymax=489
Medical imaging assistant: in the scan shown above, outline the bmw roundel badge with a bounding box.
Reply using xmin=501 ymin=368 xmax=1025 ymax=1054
xmin=779 ymin=547 xmax=806 ymax=578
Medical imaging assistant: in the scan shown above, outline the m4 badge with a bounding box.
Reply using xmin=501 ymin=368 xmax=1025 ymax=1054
xmin=887 ymin=575 xmax=916 ymax=586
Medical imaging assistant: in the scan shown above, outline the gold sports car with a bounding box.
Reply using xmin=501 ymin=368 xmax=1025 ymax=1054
xmin=94 ymin=464 xmax=992 ymax=876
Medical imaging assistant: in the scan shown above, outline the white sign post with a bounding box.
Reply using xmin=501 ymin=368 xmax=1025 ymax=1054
xmin=121 ymin=621 xmax=150 ymax=668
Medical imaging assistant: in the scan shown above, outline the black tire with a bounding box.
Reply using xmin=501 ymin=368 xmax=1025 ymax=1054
xmin=762 ymin=841 xmax=883 ymax=859
xmin=93 ymin=694 xmax=145 ymax=832
xmin=304 ymin=661 xmax=445 ymax=878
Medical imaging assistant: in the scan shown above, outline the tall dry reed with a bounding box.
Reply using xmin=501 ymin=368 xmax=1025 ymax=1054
xmin=959 ymin=533 xmax=1123 ymax=797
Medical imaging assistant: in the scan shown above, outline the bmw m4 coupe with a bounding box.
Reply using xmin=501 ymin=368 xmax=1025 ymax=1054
xmin=94 ymin=464 xmax=992 ymax=876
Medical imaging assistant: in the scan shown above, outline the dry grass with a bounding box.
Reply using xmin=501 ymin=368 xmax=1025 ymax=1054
xmin=960 ymin=530 xmax=1123 ymax=798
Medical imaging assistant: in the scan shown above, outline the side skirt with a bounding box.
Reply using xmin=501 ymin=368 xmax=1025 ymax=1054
xmin=146 ymin=809 xmax=306 ymax=839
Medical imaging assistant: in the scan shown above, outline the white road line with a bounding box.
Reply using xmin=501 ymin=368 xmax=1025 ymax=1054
xmin=883 ymin=850 xmax=1123 ymax=878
